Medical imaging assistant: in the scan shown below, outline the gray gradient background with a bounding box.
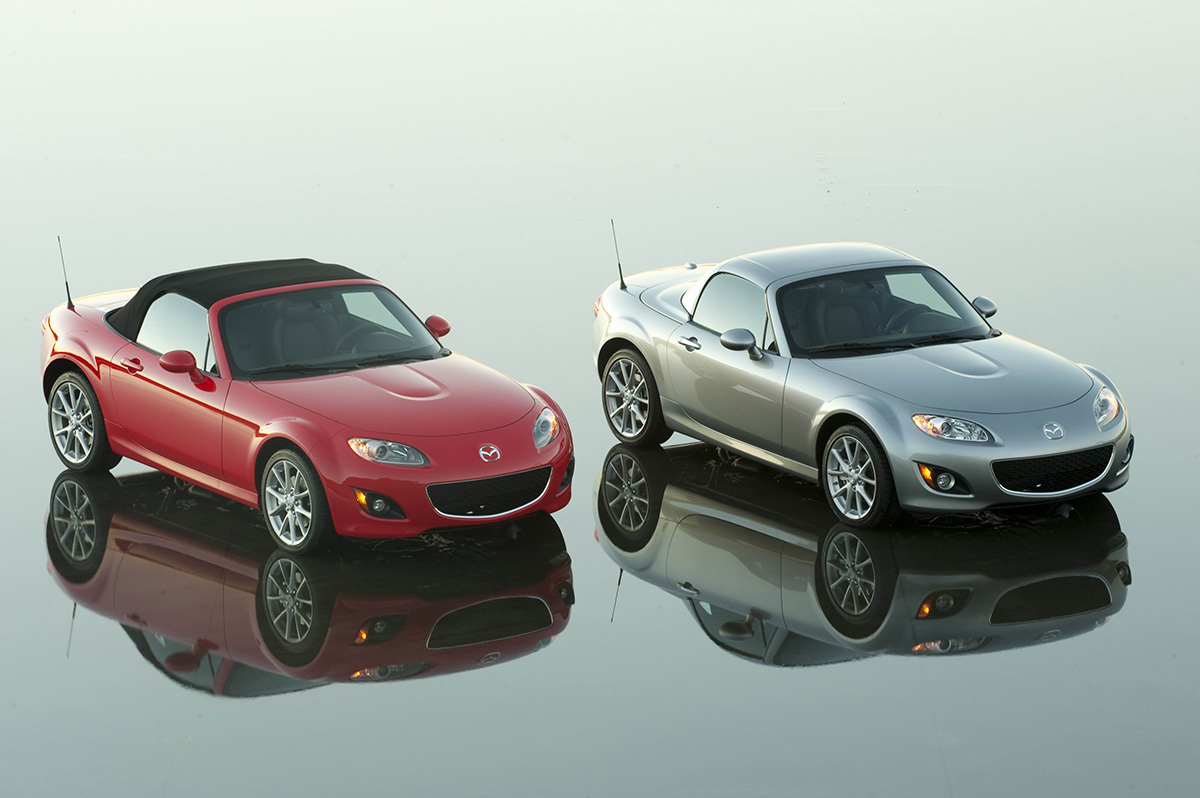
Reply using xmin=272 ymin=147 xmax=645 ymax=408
xmin=1 ymin=2 xmax=1197 ymax=796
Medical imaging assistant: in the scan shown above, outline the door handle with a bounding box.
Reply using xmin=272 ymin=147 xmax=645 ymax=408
xmin=676 ymin=336 xmax=702 ymax=352
xmin=120 ymin=357 xmax=144 ymax=374
xmin=676 ymin=581 xmax=701 ymax=596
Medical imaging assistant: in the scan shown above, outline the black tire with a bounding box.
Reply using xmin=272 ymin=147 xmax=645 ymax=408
xmin=815 ymin=525 xmax=897 ymax=639
xmin=256 ymin=550 xmax=332 ymax=667
xmin=821 ymin=424 xmax=898 ymax=528
xmin=47 ymin=371 xmax=122 ymax=473
xmin=601 ymin=348 xmax=671 ymax=446
xmin=260 ymin=448 xmax=333 ymax=554
xmin=45 ymin=470 xmax=116 ymax=583
xmin=596 ymin=444 xmax=671 ymax=552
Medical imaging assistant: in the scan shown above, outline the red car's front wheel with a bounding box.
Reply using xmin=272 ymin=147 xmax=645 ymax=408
xmin=261 ymin=448 xmax=333 ymax=553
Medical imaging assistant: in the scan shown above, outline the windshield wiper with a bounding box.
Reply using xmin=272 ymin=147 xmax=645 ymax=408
xmin=244 ymin=363 xmax=346 ymax=379
xmin=351 ymin=352 xmax=428 ymax=369
xmin=806 ymin=341 xmax=904 ymax=356
xmin=905 ymin=332 xmax=990 ymax=348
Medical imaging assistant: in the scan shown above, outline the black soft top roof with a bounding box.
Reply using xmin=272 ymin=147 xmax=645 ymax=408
xmin=107 ymin=258 xmax=371 ymax=339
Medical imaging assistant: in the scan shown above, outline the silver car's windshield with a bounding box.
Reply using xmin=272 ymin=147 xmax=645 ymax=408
xmin=775 ymin=266 xmax=992 ymax=357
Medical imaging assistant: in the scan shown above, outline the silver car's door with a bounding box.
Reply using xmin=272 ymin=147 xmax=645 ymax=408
xmin=664 ymin=273 xmax=788 ymax=452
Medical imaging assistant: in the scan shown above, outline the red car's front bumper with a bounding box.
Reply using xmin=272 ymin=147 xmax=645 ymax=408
xmin=318 ymin=409 xmax=574 ymax=539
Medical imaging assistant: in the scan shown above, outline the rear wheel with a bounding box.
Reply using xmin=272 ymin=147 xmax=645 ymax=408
xmin=48 ymin=371 xmax=121 ymax=473
xmin=261 ymin=449 xmax=332 ymax=554
xmin=821 ymin=424 xmax=897 ymax=528
xmin=601 ymin=349 xmax=670 ymax=446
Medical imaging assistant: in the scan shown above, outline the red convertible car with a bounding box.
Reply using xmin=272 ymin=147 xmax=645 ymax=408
xmin=41 ymin=259 xmax=574 ymax=552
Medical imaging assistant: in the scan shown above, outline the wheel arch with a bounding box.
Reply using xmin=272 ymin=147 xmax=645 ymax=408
xmin=812 ymin=398 xmax=903 ymax=468
xmin=43 ymin=354 xmax=100 ymax=401
xmin=252 ymin=434 xmax=319 ymax=504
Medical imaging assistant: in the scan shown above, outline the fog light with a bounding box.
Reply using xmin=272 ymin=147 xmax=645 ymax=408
xmin=353 ymin=488 xmax=406 ymax=519
xmin=917 ymin=464 xmax=969 ymax=495
xmin=1121 ymin=437 xmax=1135 ymax=466
xmin=916 ymin=589 xmax=971 ymax=619
xmin=354 ymin=615 xmax=407 ymax=645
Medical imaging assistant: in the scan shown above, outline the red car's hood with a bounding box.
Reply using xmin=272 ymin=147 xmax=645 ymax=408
xmin=252 ymin=354 xmax=536 ymax=436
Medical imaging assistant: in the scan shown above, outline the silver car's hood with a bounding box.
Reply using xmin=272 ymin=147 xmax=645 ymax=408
xmin=812 ymin=334 xmax=1094 ymax=413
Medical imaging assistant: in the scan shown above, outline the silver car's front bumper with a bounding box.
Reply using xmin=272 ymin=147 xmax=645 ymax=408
xmin=888 ymin=397 xmax=1133 ymax=514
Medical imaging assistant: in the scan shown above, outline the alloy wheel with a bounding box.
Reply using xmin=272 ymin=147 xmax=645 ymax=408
xmin=50 ymin=479 xmax=96 ymax=562
xmin=603 ymin=452 xmax=649 ymax=531
xmin=604 ymin=358 xmax=651 ymax=439
xmin=264 ymin=459 xmax=313 ymax=546
xmin=824 ymin=531 xmax=876 ymax=616
xmin=50 ymin=381 xmax=94 ymax=464
xmin=264 ymin=556 xmax=315 ymax=644
xmin=825 ymin=434 xmax=877 ymax=520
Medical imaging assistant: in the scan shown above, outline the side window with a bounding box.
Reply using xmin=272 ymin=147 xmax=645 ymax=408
xmin=691 ymin=274 xmax=767 ymax=342
xmin=137 ymin=293 xmax=217 ymax=373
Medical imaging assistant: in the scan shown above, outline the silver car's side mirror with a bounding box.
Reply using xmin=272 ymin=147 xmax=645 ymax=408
xmin=972 ymin=296 xmax=997 ymax=319
xmin=720 ymin=328 xmax=764 ymax=361
xmin=718 ymin=613 xmax=761 ymax=642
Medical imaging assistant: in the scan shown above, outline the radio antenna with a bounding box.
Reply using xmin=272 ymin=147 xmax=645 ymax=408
xmin=610 ymin=219 xmax=627 ymax=291
xmin=610 ymin=568 xmax=624 ymax=622
xmin=66 ymin=602 xmax=77 ymax=658
xmin=57 ymin=235 xmax=74 ymax=310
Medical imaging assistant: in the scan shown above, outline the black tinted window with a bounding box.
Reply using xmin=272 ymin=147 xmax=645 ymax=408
xmin=691 ymin=274 xmax=767 ymax=342
xmin=137 ymin=293 xmax=216 ymax=371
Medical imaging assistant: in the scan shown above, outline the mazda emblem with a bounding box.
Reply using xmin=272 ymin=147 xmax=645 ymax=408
xmin=479 ymin=444 xmax=501 ymax=462
xmin=1043 ymin=422 xmax=1064 ymax=440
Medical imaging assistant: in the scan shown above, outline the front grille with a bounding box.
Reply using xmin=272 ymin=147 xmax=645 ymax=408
xmin=991 ymin=576 xmax=1112 ymax=624
xmin=427 ymin=597 xmax=553 ymax=649
xmin=427 ymin=466 xmax=552 ymax=517
xmin=992 ymin=445 xmax=1113 ymax=493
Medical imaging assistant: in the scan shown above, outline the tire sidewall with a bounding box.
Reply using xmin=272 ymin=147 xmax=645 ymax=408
xmin=601 ymin=348 xmax=669 ymax=446
xmin=260 ymin=448 xmax=331 ymax=554
xmin=48 ymin=370 xmax=114 ymax=473
xmin=821 ymin=424 xmax=895 ymax=528
xmin=814 ymin=524 xmax=897 ymax=639
xmin=255 ymin=549 xmax=332 ymax=668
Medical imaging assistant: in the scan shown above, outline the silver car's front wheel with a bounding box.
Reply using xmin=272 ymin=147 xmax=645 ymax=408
xmin=823 ymin=531 xmax=876 ymax=615
xmin=825 ymin=434 xmax=877 ymax=520
xmin=601 ymin=349 xmax=671 ymax=446
xmin=821 ymin=424 xmax=896 ymax=527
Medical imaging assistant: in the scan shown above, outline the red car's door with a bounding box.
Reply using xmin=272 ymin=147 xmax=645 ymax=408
xmin=107 ymin=293 xmax=230 ymax=479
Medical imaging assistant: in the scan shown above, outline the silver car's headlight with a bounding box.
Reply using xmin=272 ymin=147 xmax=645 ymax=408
xmin=348 ymin=438 xmax=429 ymax=466
xmin=912 ymin=414 xmax=992 ymax=442
xmin=1093 ymin=386 xmax=1119 ymax=427
xmin=533 ymin=407 xmax=561 ymax=449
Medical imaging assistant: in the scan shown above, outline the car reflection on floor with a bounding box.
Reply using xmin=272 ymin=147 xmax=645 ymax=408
xmin=45 ymin=470 xmax=575 ymax=697
xmin=594 ymin=443 xmax=1130 ymax=666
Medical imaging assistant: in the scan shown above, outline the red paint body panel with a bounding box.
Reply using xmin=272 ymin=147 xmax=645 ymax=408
xmin=41 ymin=278 xmax=574 ymax=540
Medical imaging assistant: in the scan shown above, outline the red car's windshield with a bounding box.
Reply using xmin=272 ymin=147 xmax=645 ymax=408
xmin=218 ymin=284 xmax=445 ymax=380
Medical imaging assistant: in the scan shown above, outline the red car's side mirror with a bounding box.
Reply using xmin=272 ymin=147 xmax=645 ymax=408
xmin=160 ymin=349 xmax=204 ymax=383
xmin=425 ymin=315 xmax=451 ymax=338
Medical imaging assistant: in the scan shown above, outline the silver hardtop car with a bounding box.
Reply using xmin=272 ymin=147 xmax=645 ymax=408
xmin=592 ymin=243 xmax=1133 ymax=526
